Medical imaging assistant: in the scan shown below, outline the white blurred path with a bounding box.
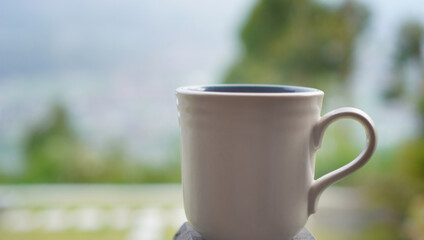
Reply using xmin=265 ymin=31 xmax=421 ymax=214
xmin=0 ymin=184 xmax=367 ymax=239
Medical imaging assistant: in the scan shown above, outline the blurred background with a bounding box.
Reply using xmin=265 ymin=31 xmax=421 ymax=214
xmin=0 ymin=0 xmax=423 ymax=239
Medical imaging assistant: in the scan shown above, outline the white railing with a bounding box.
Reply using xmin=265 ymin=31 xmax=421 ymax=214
xmin=0 ymin=184 xmax=366 ymax=239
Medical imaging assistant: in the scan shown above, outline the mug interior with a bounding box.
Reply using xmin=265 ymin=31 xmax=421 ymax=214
xmin=189 ymin=85 xmax=317 ymax=93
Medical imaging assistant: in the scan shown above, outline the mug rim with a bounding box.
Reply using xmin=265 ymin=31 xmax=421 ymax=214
xmin=176 ymin=84 xmax=324 ymax=97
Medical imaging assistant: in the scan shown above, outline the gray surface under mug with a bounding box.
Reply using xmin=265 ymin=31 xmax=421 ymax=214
xmin=173 ymin=222 xmax=316 ymax=240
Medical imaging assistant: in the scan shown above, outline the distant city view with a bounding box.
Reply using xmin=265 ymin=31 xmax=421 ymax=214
xmin=1 ymin=0 xmax=423 ymax=174
xmin=0 ymin=0 xmax=254 ymax=173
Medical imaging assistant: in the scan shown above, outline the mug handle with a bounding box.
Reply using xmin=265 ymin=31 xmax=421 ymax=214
xmin=308 ymin=107 xmax=377 ymax=215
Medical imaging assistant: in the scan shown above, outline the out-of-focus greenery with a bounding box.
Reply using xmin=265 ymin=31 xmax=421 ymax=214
xmin=0 ymin=103 xmax=180 ymax=183
xmin=360 ymin=21 xmax=424 ymax=240
xmin=225 ymin=0 xmax=369 ymax=92
xmin=0 ymin=230 xmax=127 ymax=240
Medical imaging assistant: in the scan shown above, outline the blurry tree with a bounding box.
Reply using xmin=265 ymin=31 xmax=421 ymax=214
xmin=385 ymin=21 xmax=424 ymax=120
xmin=225 ymin=0 xmax=369 ymax=92
xmin=224 ymin=0 xmax=371 ymax=182
xmin=15 ymin=102 xmax=180 ymax=183
xmin=23 ymin=103 xmax=83 ymax=182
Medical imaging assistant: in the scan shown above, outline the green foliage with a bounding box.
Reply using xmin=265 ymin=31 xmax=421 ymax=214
xmin=395 ymin=22 xmax=424 ymax=65
xmin=0 ymin=230 xmax=127 ymax=240
xmin=23 ymin=103 xmax=81 ymax=182
xmin=362 ymin=21 xmax=424 ymax=239
xmin=225 ymin=0 xmax=369 ymax=89
xmin=398 ymin=139 xmax=424 ymax=185
xmin=0 ymin=103 xmax=180 ymax=183
xmin=385 ymin=21 xmax=424 ymax=118
xmin=315 ymin=120 xmax=363 ymax=183
xmin=359 ymin=139 xmax=424 ymax=239
xmin=360 ymin=222 xmax=404 ymax=240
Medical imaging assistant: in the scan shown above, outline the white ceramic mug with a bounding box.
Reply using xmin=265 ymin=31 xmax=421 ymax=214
xmin=176 ymin=84 xmax=376 ymax=240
